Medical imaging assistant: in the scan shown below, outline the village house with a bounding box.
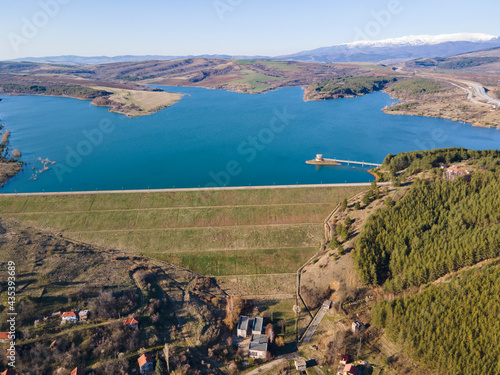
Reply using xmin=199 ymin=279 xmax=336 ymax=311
xmin=237 ymin=315 xmax=249 ymax=338
xmin=339 ymin=354 xmax=349 ymax=365
xmin=443 ymin=165 xmax=471 ymax=181
xmin=123 ymin=317 xmax=139 ymax=330
xmin=252 ymin=317 xmax=264 ymax=335
xmin=343 ymin=363 xmax=358 ymax=375
xmin=70 ymin=367 xmax=84 ymax=375
xmin=248 ymin=334 xmax=268 ymax=359
xmin=138 ymin=353 xmax=154 ymax=375
xmin=294 ymin=358 xmax=307 ymax=371
xmin=0 ymin=332 xmax=11 ymax=343
xmin=78 ymin=310 xmax=89 ymax=321
xmin=61 ymin=311 xmax=79 ymax=323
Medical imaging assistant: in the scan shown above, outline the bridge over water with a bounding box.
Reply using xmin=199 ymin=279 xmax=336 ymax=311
xmin=330 ymin=159 xmax=382 ymax=167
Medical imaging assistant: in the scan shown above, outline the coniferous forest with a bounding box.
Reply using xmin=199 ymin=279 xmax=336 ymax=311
xmin=371 ymin=264 xmax=500 ymax=375
xmin=354 ymin=149 xmax=500 ymax=291
xmin=355 ymin=148 xmax=500 ymax=375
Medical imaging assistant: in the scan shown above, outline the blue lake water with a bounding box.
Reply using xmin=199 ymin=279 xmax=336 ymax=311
xmin=0 ymin=86 xmax=499 ymax=193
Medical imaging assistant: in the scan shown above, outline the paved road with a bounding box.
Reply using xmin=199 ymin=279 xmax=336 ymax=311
xmin=448 ymin=82 xmax=488 ymax=106
xmin=416 ymin=72 xmax=500 ymax=108
xmin=463 ymin=81 xmax=500 ymax=106
xmin=0 ymin=182 xmax=389 ymax=197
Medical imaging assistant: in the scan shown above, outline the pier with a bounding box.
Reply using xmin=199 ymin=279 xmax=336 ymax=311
xmin=330 ymin=159 xmax=382 ymax=167
xmin=306 ymin=154 xmax=382 ymax=168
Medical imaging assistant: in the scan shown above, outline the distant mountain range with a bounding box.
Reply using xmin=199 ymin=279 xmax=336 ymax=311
xmin=5 ymin=54 xmax=267 ymax=65
xmin=5 ymin=33 xmax=500 ymax=65
xmin=279 ymin=33 xmax=500 ymax=63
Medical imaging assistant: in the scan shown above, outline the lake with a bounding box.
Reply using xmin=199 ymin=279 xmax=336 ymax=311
xmin=1 ymin=86 xmax=499 ymax=193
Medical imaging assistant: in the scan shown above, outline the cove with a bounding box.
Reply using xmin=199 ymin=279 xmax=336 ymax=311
xmin=0 ymin=86 xmax=499 ymax=193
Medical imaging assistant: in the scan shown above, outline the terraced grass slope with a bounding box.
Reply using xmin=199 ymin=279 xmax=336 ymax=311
xmin=0 ymin=186 xmax=366 ymax=280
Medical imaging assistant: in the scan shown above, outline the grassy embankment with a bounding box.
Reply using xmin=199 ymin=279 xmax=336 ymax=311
xmin=0 ymin=186 xmax=366 ymax=297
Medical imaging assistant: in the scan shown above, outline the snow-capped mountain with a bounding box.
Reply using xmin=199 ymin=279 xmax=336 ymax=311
xmin=346 ymin=33 xmax=496 ymax=47
xmin=279 ymin=33 xmax=500 ymax=63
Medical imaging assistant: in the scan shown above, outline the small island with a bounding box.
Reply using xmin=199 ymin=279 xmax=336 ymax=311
xmin=305 ymin=154 xmax=341 ymax=166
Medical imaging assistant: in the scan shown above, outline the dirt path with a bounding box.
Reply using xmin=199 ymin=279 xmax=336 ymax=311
xmin=244 ymin=353 xmax=299 ymax=375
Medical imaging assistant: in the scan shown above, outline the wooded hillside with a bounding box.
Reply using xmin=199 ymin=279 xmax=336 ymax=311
xmin=372 ymin=263 xmax=500 ymax=375
xmin=354 ymin=148 xmax=500 ymax=291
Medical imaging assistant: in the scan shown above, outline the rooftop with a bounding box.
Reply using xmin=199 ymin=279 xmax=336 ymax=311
xmin=238 ymin=315 xmax=249 ymax=331
xmin=252 ymin=317 xmax=264 ymax=333
xmin=138 ymin=353 xmax=154 ymax=367
xmin=343 ymin=364 xmax=358 ymax=375
xmin=61 ymin=311 xmax=77 ymax=318
xmin=249 ymin=334 xmax=268 ymax=352
xmin=123 ymin=317 xmax=139 ymax=326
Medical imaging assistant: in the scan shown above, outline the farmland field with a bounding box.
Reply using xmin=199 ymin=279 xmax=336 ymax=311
xmin=0 ymin=186 xmax=367 ymax=294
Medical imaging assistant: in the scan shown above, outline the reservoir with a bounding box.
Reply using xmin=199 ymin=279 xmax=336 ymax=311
xmin=1 ymin=86 xmax=499 ymax=193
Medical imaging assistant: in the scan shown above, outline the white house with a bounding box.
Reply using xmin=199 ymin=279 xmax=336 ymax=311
xmin=61 ymin=311 xmax=78 ymax=323
xmin=249 ymin=334 xmax=268 ymax=359
xmin=237 ymin=316 xmax=249 ymax=338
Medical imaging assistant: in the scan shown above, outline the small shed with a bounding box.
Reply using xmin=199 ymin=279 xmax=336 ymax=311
xmin=352 ymin=321 xmax=362 ymax=333
xmin=294 ymin=358 xmax=307 ymax=371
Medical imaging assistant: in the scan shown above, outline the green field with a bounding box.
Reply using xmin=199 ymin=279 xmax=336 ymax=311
xmin=232 ymin=68 xmax=285 ymax=92
xmin=235 ymin=59 xmax=301 ymax=70
xmin=0 ymin=186 xmax=366 ymax=282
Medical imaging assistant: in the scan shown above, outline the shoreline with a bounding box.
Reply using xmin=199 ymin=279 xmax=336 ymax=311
xmin=0 ymin=182 xmax=387 ymax=197
xmin=0 ymin=89 xmax=183 ymax=118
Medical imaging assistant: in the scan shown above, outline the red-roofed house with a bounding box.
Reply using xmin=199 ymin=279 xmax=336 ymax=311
xmin=0 ymin=332 xmax=11 ymax=343
xmin=1 ymin=369 xmax=17 ymax=375
xmin=123 ymin=317 xmax=139 ymax=330
xmin=343 ymin=364 xmax=358 ymax=375
xmin=138 ymin=353 xmax=154 ymax=374
xmin=61 ymin=311 xmax=78 ymax=323
xmin=340 ymin=354 xmax=349 ymax=365
xmin=71 ymin=367 xmax=84 ymax=375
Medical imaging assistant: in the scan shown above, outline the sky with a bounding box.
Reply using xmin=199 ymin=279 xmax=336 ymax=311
xmin=1 ymin=0 xmax=500 ymax=60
